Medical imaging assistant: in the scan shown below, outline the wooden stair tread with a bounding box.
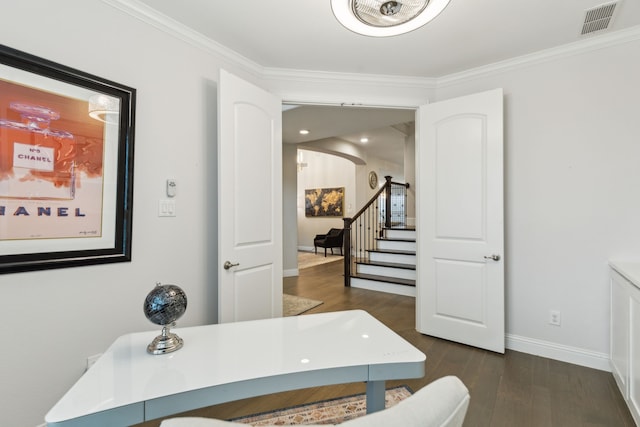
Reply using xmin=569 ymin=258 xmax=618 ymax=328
xmin=351 ymin=273 xmax=416 ymax=287
xmin=367 ymin=248 xmax=416 ymax=255
xmin=355 ymin=260 xmax=415 ymax=270
xmin=376 ymin=237 xmax=415 ymax=242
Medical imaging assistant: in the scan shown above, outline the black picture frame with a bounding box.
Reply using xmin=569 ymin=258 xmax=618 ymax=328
xmin=0 ymin=45 xmax=135 ymax=274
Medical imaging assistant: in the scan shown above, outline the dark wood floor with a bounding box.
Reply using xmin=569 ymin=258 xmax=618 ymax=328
xmin=139 ymin=260 xmax=635 ymax=426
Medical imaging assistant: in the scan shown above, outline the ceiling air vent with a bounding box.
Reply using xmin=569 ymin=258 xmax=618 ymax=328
xmin=581 ymin=1 xmax=620 ymax=35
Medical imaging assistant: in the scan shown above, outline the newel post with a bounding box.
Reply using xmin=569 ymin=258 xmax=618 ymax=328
xmin=343 ymin=217 xmax=351 ymax=287
xmin=384 ymin=176 xmax=392 ymax=229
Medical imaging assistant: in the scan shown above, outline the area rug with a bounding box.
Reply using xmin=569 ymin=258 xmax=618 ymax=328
xmin=231 ymin=386 xmax=412 ymax=425
xmin=283 ymin=294 xmax=323 ymax=316
xmin=298 ymin=251 xmax=343 ymax=270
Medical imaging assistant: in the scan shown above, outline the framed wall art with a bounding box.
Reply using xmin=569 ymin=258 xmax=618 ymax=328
xmin=0 ymin=45 xmax=136 ymax=274
xmin=305 ymin=187 xmax=344 ymax=217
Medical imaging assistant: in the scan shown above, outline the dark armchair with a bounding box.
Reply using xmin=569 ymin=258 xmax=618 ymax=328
xmin=313 ymin=228 xmax=344 ymax=257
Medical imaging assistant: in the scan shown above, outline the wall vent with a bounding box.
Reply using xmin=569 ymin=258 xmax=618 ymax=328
xmin=581 ymin=1 xmax=620 ymax=35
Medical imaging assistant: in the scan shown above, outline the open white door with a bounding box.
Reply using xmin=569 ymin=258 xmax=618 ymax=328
xmin=416 ymin=89 xmax=504 ymax=353
xmin=218 ymin=69 xmax=283 ymax=323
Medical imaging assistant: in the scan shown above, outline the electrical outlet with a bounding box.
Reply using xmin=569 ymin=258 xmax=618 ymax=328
xmin=549 ymin=310 xmax=561 ymax=326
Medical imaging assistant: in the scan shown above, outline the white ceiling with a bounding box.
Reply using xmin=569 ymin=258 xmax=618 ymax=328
xmin=134 ymin=0 xmax=640 ymax=165
xmin=135 ymin=0 xmax=640 ymax=77
xmin=282 ymin=105 xmax=414 ymax=164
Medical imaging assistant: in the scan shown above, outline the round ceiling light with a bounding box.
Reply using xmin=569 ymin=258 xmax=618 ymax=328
xmin=331 ymin=0 xmax=451 ymax=37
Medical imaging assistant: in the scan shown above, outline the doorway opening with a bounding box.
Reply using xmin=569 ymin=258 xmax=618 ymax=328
xmin=282 ymin=103 xmax=416 ymax=292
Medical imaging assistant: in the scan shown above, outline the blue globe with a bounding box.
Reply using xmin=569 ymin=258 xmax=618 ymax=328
xmin=143 ymin=283 xmax=187 ymax=326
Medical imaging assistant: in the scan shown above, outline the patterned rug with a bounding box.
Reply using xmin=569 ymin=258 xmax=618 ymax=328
xmin=283 ymin=294 xmax=323 ymax=316
xmin=231 ymin=386 xmax=412 ymax=425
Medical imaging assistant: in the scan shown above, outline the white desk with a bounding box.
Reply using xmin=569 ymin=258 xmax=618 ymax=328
xmin=45 ymin=310 xmax=425 ymax=427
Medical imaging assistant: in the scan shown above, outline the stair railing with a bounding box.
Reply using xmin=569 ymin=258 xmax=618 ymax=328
xmin=342 ymin=176 xmax=410 ymax=286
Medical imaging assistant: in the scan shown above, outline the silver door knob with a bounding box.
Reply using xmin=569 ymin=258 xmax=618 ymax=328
xmin=484 ymin=254 xmax=500 ymax=261
xmin=223 ymin=261 xmax=240 ymax=270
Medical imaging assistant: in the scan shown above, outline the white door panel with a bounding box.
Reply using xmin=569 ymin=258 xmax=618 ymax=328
xmin=434 ymin=259 xmax=486 ymax=324
xmin=234 ymin=264 xmax=277 ymax=321
xmin=417 ymin=88 xmax=504 ymax=353
xmin=218 ymin=69 xmax=283 ymax=323
xmin=435 ymin=115 xmax=485 ymax=240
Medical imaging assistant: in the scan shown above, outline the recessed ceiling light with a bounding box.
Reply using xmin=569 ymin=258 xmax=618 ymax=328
xmin=331 ymin=0 xmax=451 ymax=37
xmin=299 ymin=129 xmax=310 ymax=135
xmin=360 ymin=137 xmax=369 ymax=143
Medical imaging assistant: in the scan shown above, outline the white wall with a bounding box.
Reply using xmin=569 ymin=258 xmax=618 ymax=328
xmin=0 ymin=2 xmax=261 ymax=426
xmin=355 ymin=155 xmax=405 ymax=211
xmin=297 ymin=150 xmax=356 ymax=250
xmin=283 ymin=144 xmax=299 ymax=275
xmin=404 ymin=125 xmax=416 ymax=225
xmin=435 ymin=39 xmax=640 ymax=363
xmin=3 ymin=2 xmax=638 ymax=425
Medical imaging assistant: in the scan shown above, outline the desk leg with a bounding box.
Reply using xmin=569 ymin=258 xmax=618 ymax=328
xmin=366 ymin=380 xmax=385 ymax=414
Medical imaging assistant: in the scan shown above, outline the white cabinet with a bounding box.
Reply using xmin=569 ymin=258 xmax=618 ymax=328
xmin=610 ymin=262 xmax=640 ymax=425
xmin=631 ymin=293 xmax=640 ymax=424
xmin=611 ymin=269 xmax=630 ymax=397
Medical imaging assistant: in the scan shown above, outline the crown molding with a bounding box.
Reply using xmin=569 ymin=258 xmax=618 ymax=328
xmin=262 ymin=67 xmax=437 ymax=89
xmin=437 ymin=25 xmax=640 ymax=87
xmin=101 ymin=0 xmax=640 ymax=92
xmin=100 ymin=0 xmax=264 ymax=78
xmin=100 ymin=0 xmax=434 ymax=93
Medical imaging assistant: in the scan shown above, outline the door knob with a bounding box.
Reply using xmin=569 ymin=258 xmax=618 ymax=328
xmin=223 ymin=261 xmax=240 ymax=270
xmin=484 ymin=254 xmax=500 ymax=261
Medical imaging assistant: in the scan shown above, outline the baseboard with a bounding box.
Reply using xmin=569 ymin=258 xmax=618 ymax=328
xmin=298 ymin=246 xmax=314 ymax=252
xmin=506 ymin=333 xmax=611 ymax=372
xmin=283 ymin=268 xmax=299 ymax=277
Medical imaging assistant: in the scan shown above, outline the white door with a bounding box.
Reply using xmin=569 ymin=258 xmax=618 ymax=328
xmin=416 ymin=89 xmax=504 ymax=353
xmin=218 ymin=69 xmax=283 ymax=323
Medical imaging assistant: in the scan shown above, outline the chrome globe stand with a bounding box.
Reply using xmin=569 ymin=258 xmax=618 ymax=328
xmin=147 ymin=322 xmax=184 ymax=355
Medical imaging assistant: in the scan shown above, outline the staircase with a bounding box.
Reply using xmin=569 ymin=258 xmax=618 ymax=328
xmin=350 ymin=227 xmax=416 ymax=297
xmin=342 ymin=176 xmax=416 ymax=297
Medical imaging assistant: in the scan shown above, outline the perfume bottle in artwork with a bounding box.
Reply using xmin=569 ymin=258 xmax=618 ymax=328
xmin=0 ymin=102 xmax=77 ymax=200
xmin=0 ymin=79 xmax=108 ymax=241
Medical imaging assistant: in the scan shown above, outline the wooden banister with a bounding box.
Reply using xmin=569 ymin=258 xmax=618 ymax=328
xmin=342 ymin=176 xmax=409 ymax=287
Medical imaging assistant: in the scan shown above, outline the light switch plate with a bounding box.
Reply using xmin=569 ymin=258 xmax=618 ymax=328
xmin=158 ymin=199 xmax=176 ymax=217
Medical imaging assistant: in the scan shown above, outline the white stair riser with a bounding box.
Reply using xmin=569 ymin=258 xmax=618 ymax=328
xmin=351 ymin=278 xmax=416 ymax=297
xmin=369 ymin=252 xmax=416 ymax=264
xmin=377 ymin=240 xmax=416 ymax=251
xmin=357 ymin=264 xmax=416 ymax=280
xmin=385 ymin=229 xmax=416 ymax=239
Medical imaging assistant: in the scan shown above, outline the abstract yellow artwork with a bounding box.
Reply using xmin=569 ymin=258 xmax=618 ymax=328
xmin=304 ymin=187 xmax=344 ymax=217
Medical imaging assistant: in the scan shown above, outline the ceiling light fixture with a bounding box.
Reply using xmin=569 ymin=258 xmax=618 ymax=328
xmin=360 ymin=137 xmax=369 ymax=143
xmin=299 ymin=129 xmax=310 ymax=135
xmin=297 ymin=151 xmax=308 ymax=171
xmin=331 ymin=0 xmax=451 ymax=37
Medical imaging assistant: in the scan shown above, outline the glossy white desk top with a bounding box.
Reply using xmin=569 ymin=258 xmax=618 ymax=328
xmin=46 ymin=309 xmax=425 ymax=426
